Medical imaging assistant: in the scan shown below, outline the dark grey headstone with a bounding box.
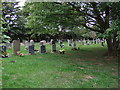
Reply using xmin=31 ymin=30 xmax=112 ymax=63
xmin=28 ymin=45 xmax=34 ymax=55
xmin=52 ymin=44 xmax=56 ymax=52
xmin=40 ymin=45 xmax=46 ymax=54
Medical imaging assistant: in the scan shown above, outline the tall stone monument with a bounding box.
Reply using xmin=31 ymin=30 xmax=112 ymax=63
xmin=13 ymin=39 xmax=20 ymax=55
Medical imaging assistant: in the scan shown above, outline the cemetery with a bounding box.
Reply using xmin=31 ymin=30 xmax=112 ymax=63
xmin=1 ymin=1 xmax=119 ymax=89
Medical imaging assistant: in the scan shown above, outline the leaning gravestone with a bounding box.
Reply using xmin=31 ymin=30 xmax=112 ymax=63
xmin=40 ymin=41 xmax=46 ymax=54
xmin=13 ymin=40 xmax=20 ymax=55
xmin=28 ymin=40 xmax=34 ymax=55
xmin=51 ymin=40 xmax=56 ymax=53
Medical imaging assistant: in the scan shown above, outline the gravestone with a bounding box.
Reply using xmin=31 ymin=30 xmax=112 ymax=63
xmin=60 ymin=40 xmax=64 ymax=48
xmin=42 ymin=40 xmax=46 ymax=45
xmin=94 ymin=39 xmax=97 ymax=44
xmin=96 ymin=39 xmax=99 ymax=44
xmin=25 ymin=41 xmax=29 ymax=50
xmin=50 ymin=39 xmax=53 ymax=44
xmin=101 ymin=39 xmax=104 ymax=47
xmin=22 ymin=40 xmax=26 ymax=45
xmin=73 ymin=40 xmax=77 ymax=48
xmin=92 ymin=39 xmax=94 ymax=44
xmin=40 ymin=41 xmax=46 ymax=54
xmin=84 ymin=39 xmax=86 ymax=45
xmin=28 ymin=40 xmax=34 ymax=55
xmin=13 ymin=40 xmax=20 ymax=55
xmin=51 ymin=40 xmax=56 ymax=53
xmin=67 ymin=39 xmax=72 ymax=46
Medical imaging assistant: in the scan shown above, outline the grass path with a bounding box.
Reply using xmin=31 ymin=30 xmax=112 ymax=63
xmin=2 ymin=42 xmax=118 ymax=88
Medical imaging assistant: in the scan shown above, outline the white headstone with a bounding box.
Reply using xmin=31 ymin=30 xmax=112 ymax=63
xmin=30 ymin=40 xmax=34 ymax=46
xmin=25 ymin=41 xmax=29 ymax=50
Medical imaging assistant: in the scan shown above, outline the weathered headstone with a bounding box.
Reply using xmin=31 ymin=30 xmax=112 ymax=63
xmin=28 ymin=40 xmax=34 ymax=55
xmin=101 ymin=39 xmax=104 ymax=47
xmin=42 ymin=40 xmax=46 ymax=45
xmin=94 ymin=39 xmax=97 ymax=44
xmin=67 ymin=39 xmax=72 ymax=46
xmin=73 ymin=40 xmax=77 ymax=48
xmin=51 ymin=40 xmax=56 ymax=53
xmin=60 ymin=40 xmax=64 ymax=48
xmin=92 ymin=39 xmax=95 ymax=44
xmin=50 ymin=39 xmax=53 ymax=45
xmin=40 ymin=41 xmax=46 ymax=54
xmin=96 ymin=39 xmax=99 ymax=44
xmin=13 ymin=40 xmax=20 ymax=55
xmin=22 ymin=40 xmax=26 ymax=45
xmin=25 ymin=41 xmax=29 ymax=50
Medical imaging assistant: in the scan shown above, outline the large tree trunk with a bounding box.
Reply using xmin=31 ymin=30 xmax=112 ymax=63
xmin=106 ymin=35 xmax=119 ymax=56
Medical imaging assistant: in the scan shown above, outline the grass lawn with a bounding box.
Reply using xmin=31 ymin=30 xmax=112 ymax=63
xmin=2 ymin=42 xmax=118 ymax=88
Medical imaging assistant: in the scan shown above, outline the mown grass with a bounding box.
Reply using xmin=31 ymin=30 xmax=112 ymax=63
xmin=2 ymin=42 xmax=118 ymax=88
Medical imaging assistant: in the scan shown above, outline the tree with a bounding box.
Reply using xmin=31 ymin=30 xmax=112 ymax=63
xmin=23 ymin=2 xmax=120 ymax=56
xmin=2 ymin=2 xmax=26 ymax=40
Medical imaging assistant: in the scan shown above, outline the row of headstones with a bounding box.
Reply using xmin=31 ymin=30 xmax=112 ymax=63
xmin=1 ymin=38 xmax=106 ymax=57
xmin=23 ymin=40 xmax=57 ymax=55
xmin=1 ymin=39 xmax=61 ymax=56
xmin=67 ymin=39 xmax=106 ymax=46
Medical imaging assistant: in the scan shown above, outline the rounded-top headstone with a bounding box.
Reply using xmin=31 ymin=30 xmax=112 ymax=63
xmin=30 ymin=40 xmax=34 ymax=46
